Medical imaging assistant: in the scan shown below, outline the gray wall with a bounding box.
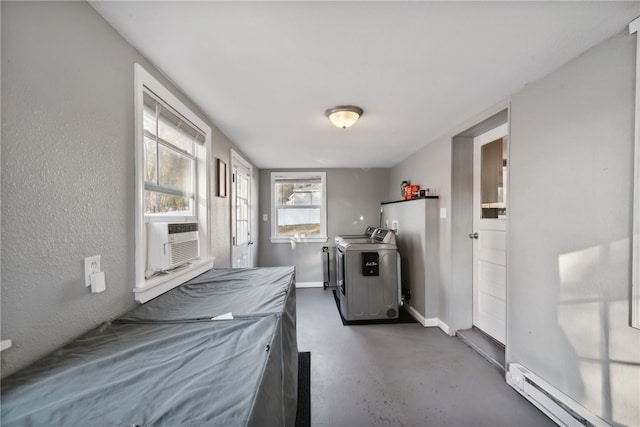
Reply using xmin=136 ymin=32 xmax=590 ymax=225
xmin=389 ymin=138 xmax=452 ymax=325
xmin=382 ymin=199 xmax=440 ymax=321
xmin=389 ymin=30 xmax=640 ymax=425
xmin=0 ymin=1 xmax=246 ymax=377
xmin=508 ymin=32 xmax=639 ymax=425
xmin=258 ymin=168 xmax=389 ymax=283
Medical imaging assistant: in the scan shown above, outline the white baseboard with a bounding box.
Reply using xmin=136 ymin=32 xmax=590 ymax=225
xmin=405 ymin=305 xmax=437 ymax=327
xmin=296 ymin=282 xmax=324 ymax=288
xmin=405 ymin=305 xmax=450 ymax=334
xmin=438 ymin=320 xmax=451 ymax=335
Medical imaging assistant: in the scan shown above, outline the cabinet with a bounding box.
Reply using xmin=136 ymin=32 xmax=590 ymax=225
xmin=381 ymin=198 xmax=439 ymax=324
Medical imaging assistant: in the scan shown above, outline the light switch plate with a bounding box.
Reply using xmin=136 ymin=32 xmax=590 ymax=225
xmin=440 ymin=208 xmax=447 ymax=219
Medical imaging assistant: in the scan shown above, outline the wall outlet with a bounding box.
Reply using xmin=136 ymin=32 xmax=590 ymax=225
xmin=84 ymin=255 xmax=101 ymax=287
xmin=440 ymin=208 xmax=447 ymax=219
xmin=391 ymin=220 xmax=399 ymax=234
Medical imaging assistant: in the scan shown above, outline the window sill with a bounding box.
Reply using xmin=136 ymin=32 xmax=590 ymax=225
xmin=134 ymin=258 xmax=213 ymax=303
xmin=270 ymin=236 xmax=328 ymax=244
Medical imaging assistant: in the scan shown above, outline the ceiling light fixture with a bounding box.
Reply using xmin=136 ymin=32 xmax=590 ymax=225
xmin=325 ymin=105 xmax=363 ymax=129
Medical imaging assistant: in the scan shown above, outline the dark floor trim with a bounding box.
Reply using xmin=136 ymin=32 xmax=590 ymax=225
xmin=295 ymin=352 xmax=311 ymax=427
xmin=331 ymin=290 xmax=416 ymax=325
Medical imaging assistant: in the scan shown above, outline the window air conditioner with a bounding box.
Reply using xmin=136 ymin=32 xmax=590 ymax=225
xmin=147 ymin=222 xmax=200 ymax=274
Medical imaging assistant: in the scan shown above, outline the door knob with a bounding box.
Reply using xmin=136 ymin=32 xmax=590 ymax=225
xmin=469 ymin=232 xmax=478 ymax=239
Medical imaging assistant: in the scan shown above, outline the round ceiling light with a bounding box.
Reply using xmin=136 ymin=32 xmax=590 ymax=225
xmin=325 ymin=106 xmax=363 ymax=129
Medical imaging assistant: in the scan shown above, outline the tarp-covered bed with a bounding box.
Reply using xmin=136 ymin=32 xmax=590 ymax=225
xmin=119 ymin=266 xmax=298 ymax=427
xmin=1 ymin=266 xmax=298 ymax=427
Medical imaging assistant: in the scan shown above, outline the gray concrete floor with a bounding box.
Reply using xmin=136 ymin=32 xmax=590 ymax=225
xmin=296 ymin=288 xmax=555 ymax=427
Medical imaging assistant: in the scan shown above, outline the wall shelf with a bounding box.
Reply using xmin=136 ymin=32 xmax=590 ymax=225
xmin=381 ymin=196 xmax=439 ymax=205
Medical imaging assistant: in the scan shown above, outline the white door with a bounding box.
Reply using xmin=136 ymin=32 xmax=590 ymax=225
xmin=231 ymin=151 xmax=253 ymax=268
xmin=472 ymin=123 xmax=508 ymax=344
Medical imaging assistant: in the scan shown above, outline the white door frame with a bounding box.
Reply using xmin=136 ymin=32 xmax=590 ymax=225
xmin=230 ymin=149 xmax=254 ymax=268
xmin=449 ymin=106 xmax=510 ymax=339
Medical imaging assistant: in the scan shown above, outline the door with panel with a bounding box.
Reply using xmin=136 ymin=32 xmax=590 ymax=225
xmin=231 ymin=151 xmax=253 ymax=268
xmin=472 ymin=124 xmax=508 ymax=344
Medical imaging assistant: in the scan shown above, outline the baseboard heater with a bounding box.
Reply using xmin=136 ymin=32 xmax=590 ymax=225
xmin=506 ymin=364 xmax=609 ymax=427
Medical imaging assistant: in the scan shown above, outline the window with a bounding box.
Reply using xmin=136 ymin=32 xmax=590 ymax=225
xmin=143 ymin=91 xmax=202 ymax=217
xmin=271 ymin=172 xmax=327 ymax=243
xmin=134 ymin=64 xmax=213 ymax=303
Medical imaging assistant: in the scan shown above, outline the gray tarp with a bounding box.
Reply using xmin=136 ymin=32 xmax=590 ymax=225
xmin=1 ymin=316 xmax=284 ymax=427
xmin=118 ymin=266 xmax=299 ymax=427
xmin=120 ymin=267 xmax=296 ymax=321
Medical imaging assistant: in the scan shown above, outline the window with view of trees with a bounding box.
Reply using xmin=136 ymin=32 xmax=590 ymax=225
xmin=134 ymin=63 xmax=213 ymax=302
xmin=271 ymin=172 xmax=327 ymax=242
xmin=143 ymin=91 xmax=204 ymax=217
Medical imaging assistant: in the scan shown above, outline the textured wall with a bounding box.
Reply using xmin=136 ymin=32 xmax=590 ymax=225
xmin=508 ymin=32 xmax=639 ymax=426
xmin=0 ymin=1 xmax=241 ymax=377
xmin=258 ymin=168 xmax=389 ymax=283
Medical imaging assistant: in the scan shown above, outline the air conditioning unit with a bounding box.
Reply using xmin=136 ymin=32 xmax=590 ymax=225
xmin=147 ymin=222 xmax=200 ymax=275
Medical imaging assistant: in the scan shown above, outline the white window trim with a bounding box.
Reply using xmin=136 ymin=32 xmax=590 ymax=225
xmin=133 ymin=63 xmax=213 ymax=303
xmin=270 ymin=171 xmax=328 ymax=243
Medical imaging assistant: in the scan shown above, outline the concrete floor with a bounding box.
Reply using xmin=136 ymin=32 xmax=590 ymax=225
xmin=296 ymin=288 xmax=555 ymax=427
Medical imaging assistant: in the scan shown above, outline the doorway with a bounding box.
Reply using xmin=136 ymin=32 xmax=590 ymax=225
xmin=231 ymin=150 xmax=254 ymax=268
xmin=472 ymin=124 xmax=508 ymax=344
xmin=450 ymin=108 xmax=509 ymax=370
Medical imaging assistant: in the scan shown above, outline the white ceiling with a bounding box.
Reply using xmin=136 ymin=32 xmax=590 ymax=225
xmin=90 ymin=1 xmax=640 ymax=169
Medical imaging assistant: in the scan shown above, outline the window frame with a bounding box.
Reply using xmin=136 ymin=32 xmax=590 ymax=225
xmin=133 ymin=63 xmax=213 ymax=303
xmin=270 ymin=171 xmax=328 ymax=243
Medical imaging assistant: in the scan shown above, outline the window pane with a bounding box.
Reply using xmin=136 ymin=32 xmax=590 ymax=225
xmin=277 ymin=207 xmax=321 ymax=236
xmin=158 ymin=145 xmax=193 ymax=195
xmin=158 ymin=105 xmax=196 ymax=154
xmin=275 ymin=180 xmax=322 ymax=206
xmin=481 ymin=137 xmax=507 ymax=219
xmin=144 ymin=135 xmax=157 ymax=183
xmin=145 ymin=190 xmax=192 ymax=215
xmin=143 ymin=93 xmax=157 ymax=136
